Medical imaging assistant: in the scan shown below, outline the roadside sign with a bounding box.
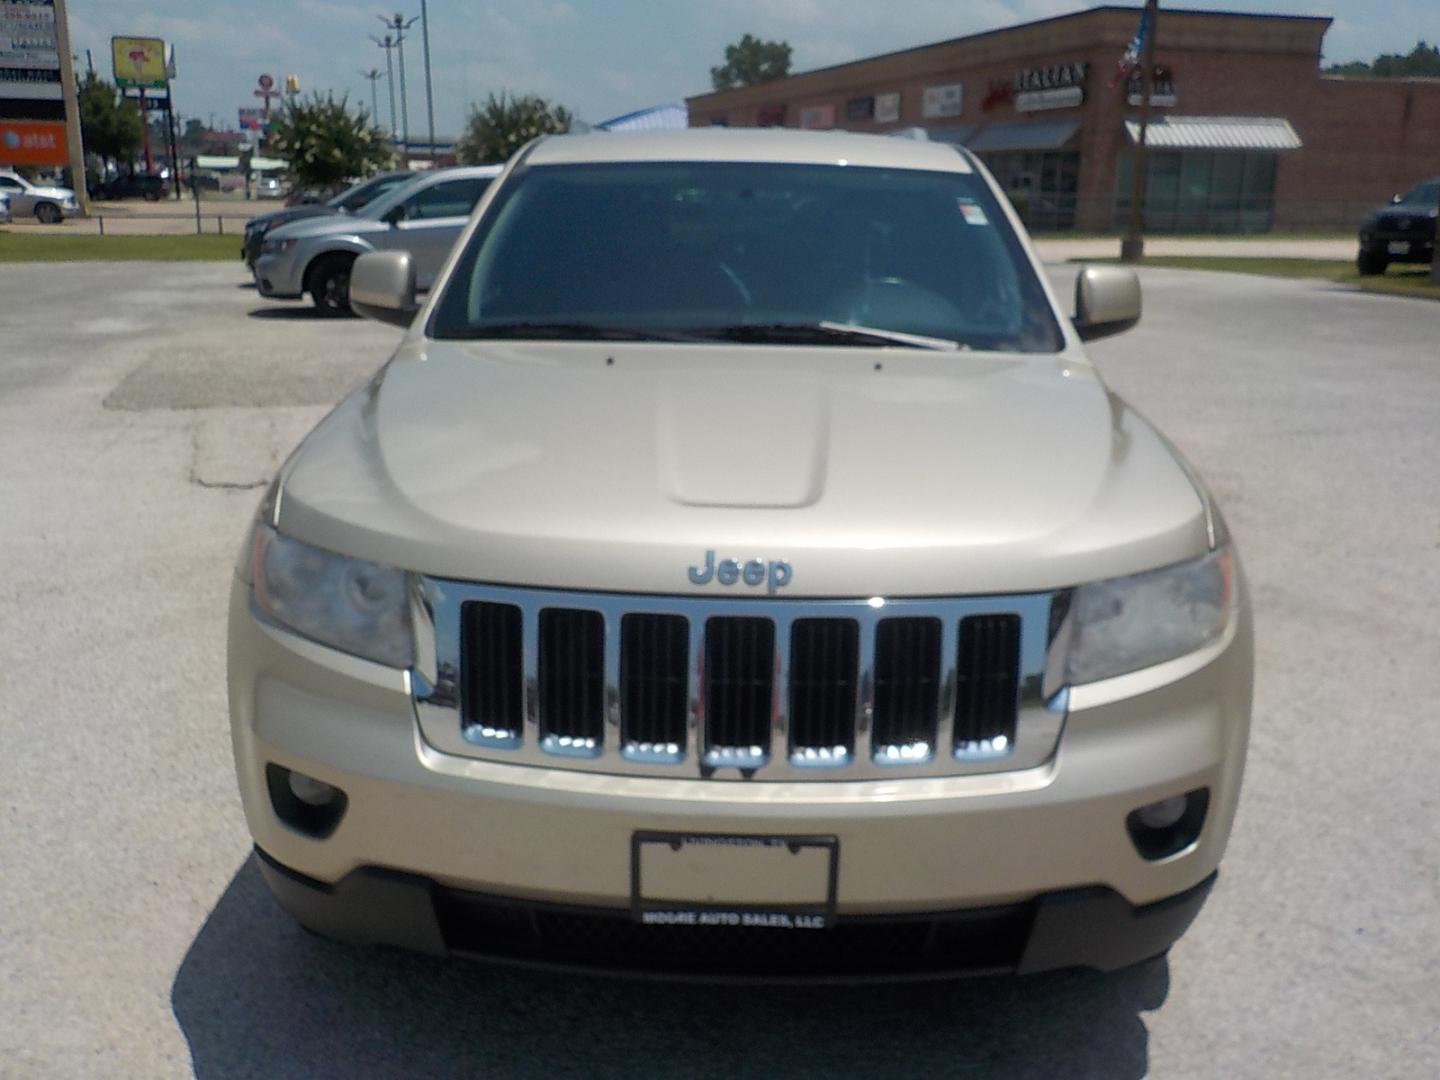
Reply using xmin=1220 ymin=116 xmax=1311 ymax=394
xmin=112 ymin=35 xmax=167 ymax=89
xmin=0 ymin=118 xmax=66 ymax=166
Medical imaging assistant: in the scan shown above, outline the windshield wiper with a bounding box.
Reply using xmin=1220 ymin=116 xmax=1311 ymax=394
xmin=690 ymin=321 xmax=963 ymax=351
xmin=449 ymin=322 xmax=707 ymax=343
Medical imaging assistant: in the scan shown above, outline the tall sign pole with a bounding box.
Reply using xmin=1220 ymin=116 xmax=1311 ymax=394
xmin=420 ymin=0 xmax=435 ymax=157
xmin=370 ymin=34 xmax=398 ymax=139
xmin=360 ymin=68 xmax=383 ymax=126
xmin=1120 ymin=0 xmax=1159 ymax=263
xmin=52 ymin=0 xmax=89 ymax=213
xmin=378 ymin=14 xmax=417 ymax=158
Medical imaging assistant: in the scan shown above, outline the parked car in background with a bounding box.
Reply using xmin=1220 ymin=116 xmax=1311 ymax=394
xmin=232 ymin=130 xmax=1253 ymax=977
xmin=91 ymin=173 xmax=168 ymax=201
xmin=242 ymin=170 xmax=417 ymax=269
xmin=255 ymin=176 xmax=284 ymax=199
xmin=253 ymin=165 xmax=499 ymax=314
xmin=0 ymin=170 xmax=79 ymax=223
xmin=1356 ymin=178 xmax=1439 ymax=274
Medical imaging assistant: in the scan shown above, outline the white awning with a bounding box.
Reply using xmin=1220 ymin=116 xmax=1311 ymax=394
xmin=1125 ymin=116 xmax=1302 ymax=150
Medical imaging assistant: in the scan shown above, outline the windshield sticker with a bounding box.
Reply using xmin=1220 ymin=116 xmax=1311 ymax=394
xmin=957 ymin=199 xmax=989 ymax=226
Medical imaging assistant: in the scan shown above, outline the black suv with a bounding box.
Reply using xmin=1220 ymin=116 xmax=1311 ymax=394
xmin=1357 ymin=178 xmax=1438 ymax=275
xmin=92 ymin=174 xmax=168 ymax=201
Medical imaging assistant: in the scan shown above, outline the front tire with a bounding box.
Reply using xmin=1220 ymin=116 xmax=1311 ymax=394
xmin=1356 ymin=248 xmax=1389 ymax=276
xmin=307 ymin=253 xmax=357 ymax=316
xmin=34 ymin=202 xmax=62 ymax=225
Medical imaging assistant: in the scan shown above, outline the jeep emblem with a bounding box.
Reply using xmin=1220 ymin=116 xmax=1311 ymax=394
xmin=688 ymin=550 xmax=792 ymax=594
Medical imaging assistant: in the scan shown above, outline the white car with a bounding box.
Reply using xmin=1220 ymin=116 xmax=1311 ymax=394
xmin=230 ymin=129 xmax=1253 ymax=978
xmin=0 ymin=191 xmax=10 ymax=225
xmin=0 ymin=170 xmax=79 ymax=223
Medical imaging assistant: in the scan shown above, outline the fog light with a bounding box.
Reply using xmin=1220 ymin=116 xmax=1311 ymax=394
xmin=288 ymin=771 xmax=339 ymax=806
xmin=1136 ymin=795 xmax=1187 ymax=830
xmin=266 ymin=763 xmax=348 ymax=838
xmin=1126 ymin=788 xmax=1209 ymax=861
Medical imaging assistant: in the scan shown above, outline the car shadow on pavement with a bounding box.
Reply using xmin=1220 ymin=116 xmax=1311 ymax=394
xmin=247 ymin=306 xmax=353 ymax=321
xmin=172 ymin=855 xmax=1167 ymax=1079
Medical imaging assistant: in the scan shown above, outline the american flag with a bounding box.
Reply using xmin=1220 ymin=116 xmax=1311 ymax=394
xmin=1109 ymin=7 xmax=1150 ymax=87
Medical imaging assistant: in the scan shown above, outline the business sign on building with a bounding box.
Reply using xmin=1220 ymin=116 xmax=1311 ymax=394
xmin=874 ymin=91 xmax=901 ymax=124
xmin=1 ymin=0 xmax=61 ymax=101
xmin=1014 ymin=61 xmax=1088 ymax=112
xmin=111 ymin=36 xmax=168 ymax=90
xmin=846 ymin=95 xmax=875 ymax=121
xmin=922 ymin=83 xmax=964 ymax=119
xmin=799 ymin=103 xmax=835 ymax=129
xmin=0 ymin=117 xmax=64 ymax=164
xmin=1126 ymin=65 xmax=1177 ymax=107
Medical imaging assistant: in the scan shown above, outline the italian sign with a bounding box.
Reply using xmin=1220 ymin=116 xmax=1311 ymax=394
xmin=1014 ymin=61 xmax=1088 ymax=112
xmin=0 ymin=117 xmax=65 ymax=165
xmin=1 ymin=0 xmax=61 ymax=101
xmin=112 ymin=36 xmax=168 ymax=90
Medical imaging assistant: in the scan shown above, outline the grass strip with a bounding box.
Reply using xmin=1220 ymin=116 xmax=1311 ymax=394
xmin=1073 ymin=255 xmax=1440 ymax=300
xmin=0 ymin=233 xmax=237 ymax=262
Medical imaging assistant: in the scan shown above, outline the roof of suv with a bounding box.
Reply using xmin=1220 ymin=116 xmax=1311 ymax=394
xmin=524 ymin=128 xmax=974 ymax=173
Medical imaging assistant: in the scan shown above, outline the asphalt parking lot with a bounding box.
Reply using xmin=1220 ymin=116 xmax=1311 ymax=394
xmin=2 ymin=261 xmax=1438 ymax=1079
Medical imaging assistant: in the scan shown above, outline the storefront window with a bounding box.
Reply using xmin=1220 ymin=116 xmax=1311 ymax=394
xmin=981 ymin=151 xmax=1080 ymax=231
xmin=1115 ymin=149 xmax=1279 ymax=233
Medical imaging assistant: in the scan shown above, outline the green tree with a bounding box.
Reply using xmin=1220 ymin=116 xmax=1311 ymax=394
xmin=78 ymin=73 xmax=142 ymax=173
xmin=710 ymin=34 xmax=792 ymax=91
xmin=269 ymin=92 xmax=393 ymax=187
xmin=455 ymin=92 xmax=573 ymax=165
xmin=1325 ymin=40 xmax=1440 ymax=77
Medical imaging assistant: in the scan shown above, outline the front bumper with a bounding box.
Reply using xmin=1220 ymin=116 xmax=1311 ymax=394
xmin=253 ymin=248 xmax=306 ymax=299
xmin=229 ymin=573 xmax=1251 ymax=973
xmin=256 ymin=845 xmax=1216 ymax=977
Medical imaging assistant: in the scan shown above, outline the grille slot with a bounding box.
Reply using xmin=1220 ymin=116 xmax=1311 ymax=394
xmin=620 ymin=613 xmax=690 ymax=762
xmin=872 ymin=617 xmax=941 ymax=763
xmin=538 ymin=608 xmax=605 ymax=756
xmin=788 ymin=618 xmax=859 ymax=766
xmin=460 ymin=601 xmax=523 ymax=746
xmin=954 ymin=614 xmax=1021 ymax=758
xmin=703 ymin=616 xmax=775 ymax=767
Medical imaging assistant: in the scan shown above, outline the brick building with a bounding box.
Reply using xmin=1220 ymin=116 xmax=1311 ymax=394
xmin=685 ymin=6 xmax=1440 ymax=232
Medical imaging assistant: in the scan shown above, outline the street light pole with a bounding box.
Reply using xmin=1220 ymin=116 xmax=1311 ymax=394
xmin=1120 ymin=0 xmax=1159 ymax=263
xmin=420 ymin=0 xmax=435 ymax=158
xmin=378 ymin=13 xmax=418 ymax=159
xmin=360 ymin=68 xmax=383 ymax=127
xmin=369 ymin=34 xmax=398 ymax=139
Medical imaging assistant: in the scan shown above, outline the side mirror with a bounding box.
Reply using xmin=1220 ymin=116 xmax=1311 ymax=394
xmin=1390 ymin=193 xmax=1403 ymax=204
xmin=382 ymin=203 xmax=405 ymax=225
xmin=1073 ymin=265 xmax=1141 ymax=342
xmin=350 ymin=250 xmax=418 ymax=328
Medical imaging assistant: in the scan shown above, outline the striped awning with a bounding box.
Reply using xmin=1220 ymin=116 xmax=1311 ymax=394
xmin=1124 ymin=116 xmax=1302 ymax=150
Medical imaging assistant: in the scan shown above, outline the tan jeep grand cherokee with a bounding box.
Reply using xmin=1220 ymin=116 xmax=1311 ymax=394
xmin=229 ymin=129 xmax=1252 ymax=978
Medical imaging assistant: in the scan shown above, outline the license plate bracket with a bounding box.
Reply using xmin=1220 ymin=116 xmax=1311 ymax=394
xmin=631 ymin=831 xmax=839 ymax=930
xmin=1388 ymin=240 xmax=1411 ymax=255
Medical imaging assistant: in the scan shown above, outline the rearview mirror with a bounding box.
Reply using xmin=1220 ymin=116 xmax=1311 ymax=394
xmin=1073 ymin=265 xmax=1141 ymax=342
xmin=349 ymin=250 xmax=418 ymax=328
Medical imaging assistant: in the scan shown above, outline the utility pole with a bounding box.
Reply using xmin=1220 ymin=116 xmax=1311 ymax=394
xmin=420 ymin=0 xmax=435 ymax=158
xmin=377 ymin=13 xmax=418 ymax=159
xmin=1120 ymin=0 xmax=1159 ymax=263
xmin=369 ymin=34 xmax=398 ymax=139
xmin=360 ymin=68 xmax=383 ymax=126
xmin=52 ymin=0 xmax=89 ymax=214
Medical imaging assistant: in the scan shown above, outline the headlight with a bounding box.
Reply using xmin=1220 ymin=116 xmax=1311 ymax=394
xmin=261 ymin=237 xmax=298 ymax=255
xmin=1065 ymin=547 xmax=1233 ymax=685
xmin=251 ymin=524 xmax=414 ymax=668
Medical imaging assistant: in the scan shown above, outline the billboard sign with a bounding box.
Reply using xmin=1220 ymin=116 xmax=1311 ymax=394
xmin=112 ymin=36 xmax=168 ymax=90
xmin=238 ymin=108 xmax=269 ymax=132
xmin=0 ymin=117 xmax=65 ymax=165
xmin=1 ymin=0 xmax=61 ymax=101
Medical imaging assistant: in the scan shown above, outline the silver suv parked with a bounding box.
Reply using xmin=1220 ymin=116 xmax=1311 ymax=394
xmin=230 ymin=130 xmax=1252 ymax=978
xmin=252 ymin=165 xmax=499 ymax=314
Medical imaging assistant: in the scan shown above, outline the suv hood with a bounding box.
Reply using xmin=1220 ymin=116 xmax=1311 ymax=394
xmin=268 ymin=213 xmax=387 ymax=241
xmin=276 ymin=343 xmax=1210 ymax=596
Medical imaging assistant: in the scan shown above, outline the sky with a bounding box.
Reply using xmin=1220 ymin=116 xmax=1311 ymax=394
xmin=67 ymin=1 xmax=1439 ymax=138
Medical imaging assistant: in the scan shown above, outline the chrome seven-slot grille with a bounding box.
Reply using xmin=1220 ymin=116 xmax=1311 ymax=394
xmin=411 ymin=581 xmax=1067 ymax=781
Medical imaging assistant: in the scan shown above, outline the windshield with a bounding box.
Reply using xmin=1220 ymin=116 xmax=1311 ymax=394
xmin=430 ymin=161 xmax=1062 ymax=352
xmin=1398 ymin=181 xmax=1440 ymax=207
xmin=331 ymin=172 xmax=413 ymax=213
